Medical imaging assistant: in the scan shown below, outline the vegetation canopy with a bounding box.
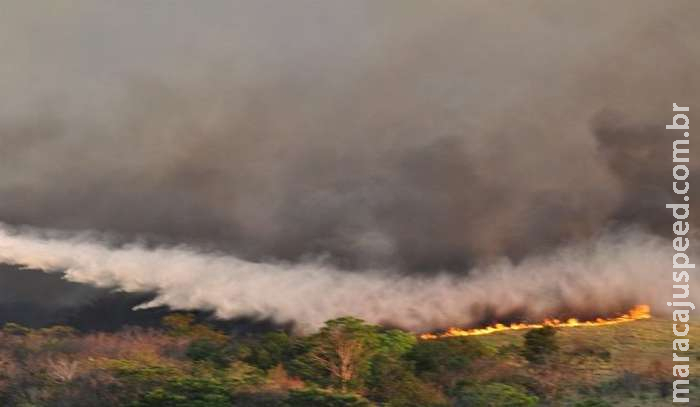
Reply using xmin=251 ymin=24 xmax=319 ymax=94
xmin=0 ymin=316 xmax=694 ymax=406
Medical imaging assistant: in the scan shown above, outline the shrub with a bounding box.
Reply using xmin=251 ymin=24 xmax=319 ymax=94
xmin=162 ymin=314 xmax=197 ymax=336
xmin=596 ymin=370 xmax=646 ymax=396
xmin=367 ymin=355 xmax=447 ymax=406
xmin=42 ymin=369 xmax=132 ymax=407
xmin=104 ymin=358 xmax=181 ymax=396
xmin=226 ymin=361 xmax=266 ymax=389
xmin=186 ymin=339 xmax=231 ymax=367
xmin=573 ymin=398 xmax=612 ymax=407
xmin=2 ymin=323 xmax=31 ymax=336
xmin=162 ymin=314 xmax=229 ymax=345
xmin=230 ymin=391 xmax=287 ymax=406
xmin=452 ymin=383 xmax=538 ymax=407
xmin=135 ymin=376 xmax=232 ymax=407
xmin=244 ymin=331 xmax=292 ymax=371
xmin=286 ymin=388 xmax=372 ymax=407
xmin=521 ymin=327 xmax=558 ymax=364
xmin=407 ymin=337 xmax=492 ymax=384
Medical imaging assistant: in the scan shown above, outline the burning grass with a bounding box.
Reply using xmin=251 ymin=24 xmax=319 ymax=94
xmin=420 ymin=304 xmax=652 ymax=339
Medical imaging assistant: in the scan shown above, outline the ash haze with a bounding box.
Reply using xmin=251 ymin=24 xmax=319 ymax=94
xmin=0 ymin=1 xmax=698 ymax=330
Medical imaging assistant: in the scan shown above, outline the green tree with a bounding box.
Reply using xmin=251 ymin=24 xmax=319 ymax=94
xmin=296 ymin=317 xmax=380 ymax=391
xmin=244 ymin=331 xmax=292 ymax=370
xmin=186 ymin=339 xmax=232 ymax=367
xmin=367 ymin=355 xmax=447 ymax=407
xmin=162 ymin=314 xmax=197 ymax=336
xmin=285 ymin=337 xmax=330 ymax=387
xmin=107 ymin=359 xmax=181 ymax=387
xmin=225 ymin=361 xmax=266 ymax=390
xmin=162 ymin=314 xmax=229 ymax=345
xmin=135 ymin=376 xmax=231 ymax=407
xmin=375 ymin=329 xmax=416 ymax=357
xmin=407 ymin=337 xmax=493 ymax=384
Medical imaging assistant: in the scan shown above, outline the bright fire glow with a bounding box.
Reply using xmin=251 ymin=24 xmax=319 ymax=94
xmin=420 ymin=304 xmax=651 ymax=340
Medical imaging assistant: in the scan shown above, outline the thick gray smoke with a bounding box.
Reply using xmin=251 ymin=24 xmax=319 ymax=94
xmin=0 ymin=223 xmax=682 ymax=331
xmin=0 ymin=1 xmax=698 ymax=328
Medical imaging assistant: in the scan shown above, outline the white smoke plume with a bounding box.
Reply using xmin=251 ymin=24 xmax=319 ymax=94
xmin=0 ymin=222 xmax=679 ymax=332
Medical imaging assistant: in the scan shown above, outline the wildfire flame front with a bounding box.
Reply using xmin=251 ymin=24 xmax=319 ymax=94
xmin=420 ymin=305 xmax=651 ymax=340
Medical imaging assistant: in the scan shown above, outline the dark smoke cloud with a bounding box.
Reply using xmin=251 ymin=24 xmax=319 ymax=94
xmin=0 ymin=1 xmax=698 ymax=327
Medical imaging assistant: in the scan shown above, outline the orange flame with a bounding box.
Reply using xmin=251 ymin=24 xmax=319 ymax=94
xmin=420 ymin=304 xmax=651 ymax=340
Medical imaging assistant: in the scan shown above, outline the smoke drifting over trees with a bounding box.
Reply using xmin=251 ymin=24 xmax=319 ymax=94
xmin=0 ymin=1 xmax=698 ymax=329
xmin=0 ymin=224 xmax=677 ymax=332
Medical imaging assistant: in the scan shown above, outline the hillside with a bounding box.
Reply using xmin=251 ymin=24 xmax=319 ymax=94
xmin=469 ymin=318 xmax=699 ymax=406
xmin=0 ymin=315 xmax=695 ymax=406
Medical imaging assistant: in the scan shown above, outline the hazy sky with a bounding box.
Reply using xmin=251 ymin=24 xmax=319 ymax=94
xmin=2 ymin=1 xmax=697 ymax=267
xmin=0 ymin=1 xmax=698 ymax=328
